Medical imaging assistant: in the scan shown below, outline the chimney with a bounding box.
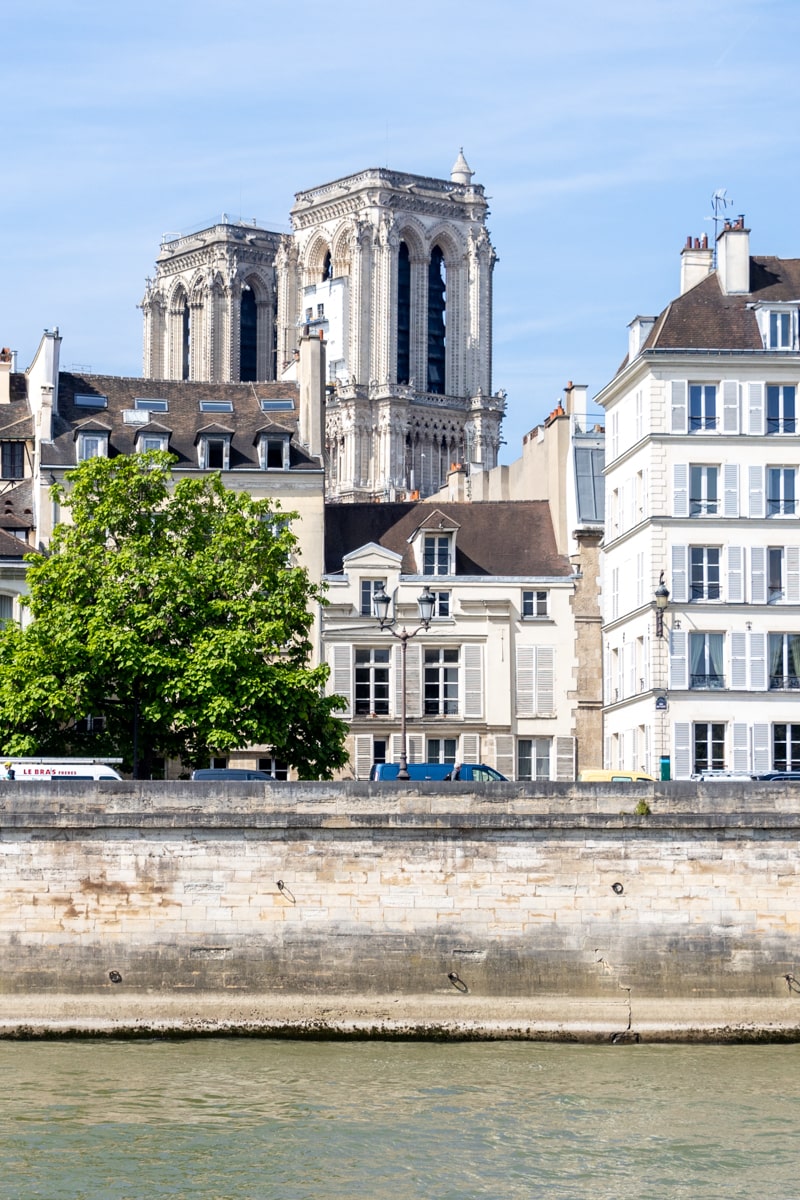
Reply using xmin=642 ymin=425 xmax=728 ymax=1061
xmin=627 ymin=316 xmax=656 ymax=362
xmin=716 ymin=215 xmax=750 ymax=295
xmin=298 ymin=331 xmax=326 ymax=459
xmin=564 ymin=380 xmax=588 ymax=427
xmin=680 ymin=234 xmax=713 ymax=294
xmin=0 ymin=348 xmax=12 ymax=405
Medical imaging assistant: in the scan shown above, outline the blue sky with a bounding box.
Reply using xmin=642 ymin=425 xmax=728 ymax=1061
xmin=3 ymin=0 xmax=799 ymax=460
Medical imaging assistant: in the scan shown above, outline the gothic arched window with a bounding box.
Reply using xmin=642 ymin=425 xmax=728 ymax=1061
xmin=240 ymin=285 xmax=257 ymax=381
xmin=322 ymin=250 xmax=332 ymax=282
xmin=181 ymin=301 xmax=190 ymax=381
xmin=397 ymin=242 xmax=411 ymax=385
xmin=427 ymin=245 xmax=446 ymax=394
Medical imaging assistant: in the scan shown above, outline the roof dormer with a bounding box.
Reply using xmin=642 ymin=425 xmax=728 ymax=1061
xmin=408 ymin=509 xmax=461 ymax=576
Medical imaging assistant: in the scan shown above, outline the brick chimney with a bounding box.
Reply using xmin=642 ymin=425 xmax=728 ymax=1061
xmin=680 ymin=234 xmax=713 ymax=294
xmin=716 ymin=216 xmax=750 ymax=295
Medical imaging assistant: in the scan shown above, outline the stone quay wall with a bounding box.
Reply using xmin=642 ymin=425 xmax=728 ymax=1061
xmin=0 ymin=780 xmax=799 ymax=1010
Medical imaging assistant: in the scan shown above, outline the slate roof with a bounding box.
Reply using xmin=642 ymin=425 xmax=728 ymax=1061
xmin=41 ymin=374 xmax=320 ymax=471
xmin=324 ymin=501 xmax=572 ymax=577
xmin=0 ymin=479 xmax=34 ymax=549
xmin=640 ymin=257 xmax=800 ymax=354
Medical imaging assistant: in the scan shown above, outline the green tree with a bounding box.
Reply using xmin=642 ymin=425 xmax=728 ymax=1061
xmin=0 ymin=453 xmax=348 ymax=778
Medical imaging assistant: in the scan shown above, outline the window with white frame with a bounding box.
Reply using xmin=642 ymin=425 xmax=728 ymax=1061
xmin=77 ymin=432 xmax=108 ymax=461
xmin=689 ymin=547 xmax=720 ymax=600
xmin=690 ymin=465 xmax=718 ymax=516
xmin=768 ymin=634 xmax=800 ymax=690
xmin=768 ymin=311 xmax=794 ymax=349
xmin=423 ymin=534 xmax=451 ymax=576
xmin=767 ymin=467 xmax=796 ymax=516
xmin=766 ymin=385 xmax=796 ymax=434
xmin=430 ymin=590 xmax=450 ymax=618
xmin=773 ymin=724 xmax=800 ymax=771
xmin=427 ymin=738 xmax=457 ymax=764
xmin=689 ymin=632 xmax=724 ymax=689
xmin=769 ymin=547 xmax=785 ymax=602
xmin=138 ymin=434 xmax=168 ymax=454
xmin=694 ymin=722 xmax=725 ymax=773
xmin=0 ymin=594 xmax=13 ymax=627
xmin=360 ymin=579 xmax=386 ymax=617
xmin=424 ymin=647 xmax=459 ymax=715
xmin=522 ymin=590 xmax=548 ymax=618
xmin=135 ymin=398 xmax=169 ymax=412
xmin=689 ymin=384 xmax=717 ymax=432
xmin=354 ymin=647 xmax=390 ymax=715
xmin=517 ymin=737 xmax=551 ymax=781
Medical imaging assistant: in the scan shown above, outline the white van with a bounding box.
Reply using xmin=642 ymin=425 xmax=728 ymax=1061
xmin=5 ymin=758 xmax=123 ymax=781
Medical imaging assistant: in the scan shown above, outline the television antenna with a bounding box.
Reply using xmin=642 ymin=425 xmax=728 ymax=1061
xmin=706 ymin=189 xmax=733 ymax=266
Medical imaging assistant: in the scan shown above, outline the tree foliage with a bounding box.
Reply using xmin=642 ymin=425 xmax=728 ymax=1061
xmin=0 ymin=453 xmax=348 ymax=778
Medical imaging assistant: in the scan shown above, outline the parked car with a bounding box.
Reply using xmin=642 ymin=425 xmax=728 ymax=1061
xmin=690 ymin=771 xmax=757 ymax=781
xmin=753 ymin=771 xmax=800 ymax=781
xmin=191 ymin=768 xmax=273 ymax=781
xmin=369 ymin=762 xmax=507 ymax=782
xmin=578 ymin=769 xmax=655 ymax=783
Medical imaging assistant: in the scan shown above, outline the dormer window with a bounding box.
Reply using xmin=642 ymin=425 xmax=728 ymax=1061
xmin=258 ymin=434 xmax=290 ymax=470
xmin=1 ymin=443 xmax=24 ymax=480
xmin=423 ymin=534 xmax=452 ymax=576
xmin=137 ymin=433 xmax=169 ymax=454
xmin=77 ymin=431 xmax=109 ymax=461
xmin=198 ymin=435 xmax=231 ymax=470
xmin=754 ymin=304 xmax=799 ymax=351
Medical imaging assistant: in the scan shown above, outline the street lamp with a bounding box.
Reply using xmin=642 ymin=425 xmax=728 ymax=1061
xmin=373 ymin=583 xmax=435 ymax=780
xmin=654 ymin=571 xmax=670 ymax=638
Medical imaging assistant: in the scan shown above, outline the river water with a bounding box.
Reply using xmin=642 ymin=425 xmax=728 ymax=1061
xmin=2 ymin=1039 xmax=798 ymax=1199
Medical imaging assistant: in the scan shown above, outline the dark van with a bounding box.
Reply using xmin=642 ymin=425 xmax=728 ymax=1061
xmin=191 ymin=768 xmax=273 ymax=781
xmin=369 ymin=762 xmax=507 ymax=782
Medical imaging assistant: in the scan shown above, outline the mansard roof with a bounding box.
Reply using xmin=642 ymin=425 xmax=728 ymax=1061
xmin=640 ymin=257 xmax=800 ymax=354
xmin=324 ymin=501 xmax=572 ymax=578
xmin=42 ymin=374 xmax=320 ymax=471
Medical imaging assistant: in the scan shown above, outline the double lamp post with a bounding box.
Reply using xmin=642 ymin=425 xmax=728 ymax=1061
xmin=372 ymin=583 xmax=435 ymax=780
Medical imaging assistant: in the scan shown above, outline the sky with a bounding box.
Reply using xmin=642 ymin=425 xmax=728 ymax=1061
xmin=3 ymin=0 xmax=800 ymax=462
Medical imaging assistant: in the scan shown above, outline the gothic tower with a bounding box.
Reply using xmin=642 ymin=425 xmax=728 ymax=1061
xmin=141 ymin=154 xmax=506 ymax=500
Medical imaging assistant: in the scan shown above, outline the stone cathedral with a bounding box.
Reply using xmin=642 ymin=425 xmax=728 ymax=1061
xmin=141 ymin=152 xmax=506 ymax=501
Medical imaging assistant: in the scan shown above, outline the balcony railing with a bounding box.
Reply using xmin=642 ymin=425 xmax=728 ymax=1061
xmin=690 ymin=674 xmax=725 ymax=689
xmin=769 ymin=675 xmax=800 ymax=690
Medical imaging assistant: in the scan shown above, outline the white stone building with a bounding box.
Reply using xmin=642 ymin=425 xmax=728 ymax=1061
xmin=597 ymin=219 xmax=800 ymax=778
xmin=141 ymin=152 xmax=506 ymax=502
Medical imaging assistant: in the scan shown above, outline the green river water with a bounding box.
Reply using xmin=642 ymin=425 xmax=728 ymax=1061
xmin=1 ymin=1039 xmax=798 ymax=1199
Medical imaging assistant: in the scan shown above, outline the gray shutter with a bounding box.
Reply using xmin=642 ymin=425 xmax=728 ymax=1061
xmin=396 ymin=643 xmax=422 ymax=718
xmin=751 ymin=546 xmax=767 ymax=604
xmin=727 ymin=546 xmax=744 ymax=604
xmin=731 ymin=632 xmax=747 ymax=689
xmin=753 ymin=723 xmax=770 ymax=774
xmin=723 ymin=464 xmax=739 ymax=517
xmin=494 ymin=734 xmax=515 ymax=780
xmin=331 ymin=644 xmax=352 ymax=717
xmin=673 ymin=463 xmax=689 ymax=517
xmin=461 ymin=733 xmax=480 ymax=763
xmin=750 ymin=631 xmax=767 ymax=690
xmin=535 ymin=646 xmax=556 ymax=716
xmin=463 ymin=644 xmax=483 ymax=718
xmin=555 ymin=736 xmax=576 ymax=781
xmin=732 ymin=724 xmax=749 ymax=773
xmin=748 ymin=465 xmax=765 ymax=517
xmin=669 ymin=629 xmax=688 ymax=689
xmin=670 ymin=381 xmax=688 ymax=433
xmin=722 ymin=380 xmax=740 ymax=433
xmin=674 ymin=722 xmax=692 ymax=779
xmin=787 ymin=546 xmax=800 ymax=603
xmin=515 ymin=645 xmax=535 ymax=716
xmin=671 ymin=544 xmax=688 ymax=603
xmin=747 ymin=382 xmax=765 ymax=435
xmin=391 ymin=733 xmax=423 ymax=763
xmin=354 ymin=735 xmax=373 ymax=780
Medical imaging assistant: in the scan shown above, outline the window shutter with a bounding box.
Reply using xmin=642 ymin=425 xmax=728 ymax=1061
xmin=515 ymin=645 xmax=535 ymax=716
xmin=611 ymin=567 xmax=619 ymax=619
xmin=751 ymin=546 xmax=767 ymax=604
xmin=673 ymin=463 xmax=689 ymax=517
xmin=727 ymin=546 xmax=744 ymax=604
xmin=331 ymin=645 xmax=352 ymax=717
xmin=463 ymin=644 xmax=483 ymax=718
xmin=674 ymin=722 xmax=692 ymax=779
xmin=636 ymin=552 xmax=645 ymax=607
xmin=671 ymin=544 xmax=688 ymax=603
xmin=494 ymin=734 xmax=514 ymax=780
xmin=625 ymin=641 xmax=636 ymax=698
xmin=732 ymin=724 xmax=749 ymax=773
xmin=731 ymin=632 xmax=747 ymax=689
xmin=396 ymin=643 xmax=422 ymax=718
xmin=603 ymin=644 xmax=611 ymax=706
xmin=723 ymin=464 xmax=739 ymax=517
xmin=748 ymin=465 xmax=765 ymax=518
xmin=722 ymin=380 xmax=740 ymax=433
xmin=604 ymin=734 xmax=612 ymax=769
xmin=535 ymin=646 xmax=556 ymax=716
xmin=670 ymin=381 xmax=688 ymax=434
xmin=749 ymin=631 xmax=767 ymax=690
xmin=354 ymin=735 xmax=373 ymax=780
xmin=669 ymin=629 xmax=688 ymax=689
xmin=555 ymin=736 xmax=576 ymax=781
xmin=461 ymin=733 xmax=480 ymax=763
xmin=753 ymin=723 xmax=770 ymax=774
xmin=392 ymin=733 xmax=423 ymax=763
xmin=747 ymin=382 xmax=765 ymax=435
xmin=787 ymin=546 xmax=800 ymax=603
